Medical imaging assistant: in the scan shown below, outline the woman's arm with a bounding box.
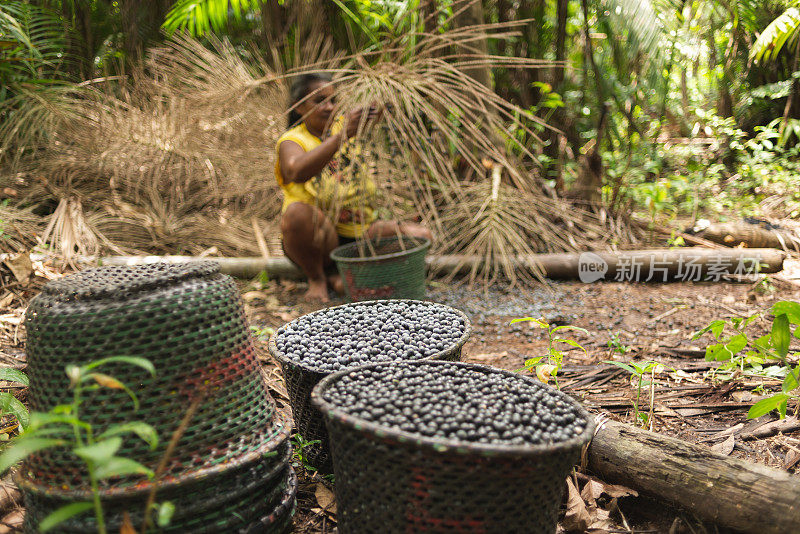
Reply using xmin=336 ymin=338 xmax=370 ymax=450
xmin=279 ymin=107 xmax=378 ymax=184
xmin=279 ymin=132 xmax=345 ymax=184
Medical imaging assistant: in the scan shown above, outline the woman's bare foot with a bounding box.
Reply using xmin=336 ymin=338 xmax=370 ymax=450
xmin=304 ymin=278 xmax=330 ymax=302
xmin=327 ymin=273 xmax=344 ymax=295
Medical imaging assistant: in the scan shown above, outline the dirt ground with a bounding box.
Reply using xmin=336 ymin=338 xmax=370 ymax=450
xmin=3 ymin=260 xmax=800 ymax=533
xmin=243 ymin=271 xmax=800 ymax=534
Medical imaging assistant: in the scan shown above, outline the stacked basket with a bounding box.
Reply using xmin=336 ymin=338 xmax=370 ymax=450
xmin=269 ymin=300 xmax=471 ymax=473
xmin=20 ymin=262 xmax=295 ymax=533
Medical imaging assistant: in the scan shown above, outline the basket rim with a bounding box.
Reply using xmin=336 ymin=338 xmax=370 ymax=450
xmin=310 ymin=360 xmax=595 ymax=458
xmin=268 ymin=299 xmax=472 ymax=375
xmin=329 ymin=235 xmax=431 ymax=264
xmin=15 ymin=411 xmax=292 ymax=500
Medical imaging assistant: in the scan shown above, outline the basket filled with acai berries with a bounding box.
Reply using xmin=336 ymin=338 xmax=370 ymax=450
xmin=312 ymin=359 xmax=594 ymax=534
xmin=268 ymin=300 xmax=471 ymax=473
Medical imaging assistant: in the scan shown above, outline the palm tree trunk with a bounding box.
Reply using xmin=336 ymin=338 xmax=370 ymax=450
xmin=454 ymin=0 xmax=492 ymax=90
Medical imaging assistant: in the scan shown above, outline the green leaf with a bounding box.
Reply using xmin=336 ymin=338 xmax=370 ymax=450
xmin=752 ymin=8 xmax=800 ymax=63
xmin=157 ymin=501 xmax=175 ymax=527
xmin=73 ymin=437 xmax=121 ymax=465
xmin=773 ymin=301 xmax=800 ymax=323
xmin=0 ymin=392 xmax=29 ymax=429
xmin=524 ymin=357 xmax=543 ymax=367
xmin=510 ymin=317 xmax=548 ymax=328
xmin=742 ymin=314 xmax=761 ymax=329
xmin=0 ymin=437 xmax=64 ymax=472
xmin=93 ymin=457 xmax=154 ymax=480
xmin=693 ymin=320 xmax=726 ymax=340
xmin=82 ymin=356 xmax=155 ymax=377
xmin=554 ymin=338 xmax=587 ymax=353
xmin=772 ymin=314 xmax=791 ymax=360
xmin=724 ymin=334 xmax=748 ymax=356
xmin=784 ymin=365 xmax=800 ymax=393
xmin=85 ymin=373 xmax=140 ymax=410
xmin=603 ymin=361 xmax=636 ymax=374
xmin=754 ymin=334 xmax=773 ymax=352
xmin=705 ymin=343 xmax=731 ymax=362
xmin=99 ymin=422 xmax=158 ymax=450
xmin=552 ymin=325 xmax=589 ymax=336
xmin=39 ymin=502 xmax=93 ymax=532
xmin=748 ymin=393 xmax=790 ymax=419
xmin=0 ymin=368 xmax=28 ymax=386
xmin=28 ymin=412 xmax=88 ymax=432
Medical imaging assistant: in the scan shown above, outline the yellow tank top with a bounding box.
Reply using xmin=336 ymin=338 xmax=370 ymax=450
xmin=275 ymin=123 xmax=377 ymax=238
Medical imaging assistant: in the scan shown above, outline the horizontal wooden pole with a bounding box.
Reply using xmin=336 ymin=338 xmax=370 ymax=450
xmin=26 ymin=247 xmax=784 ymax=281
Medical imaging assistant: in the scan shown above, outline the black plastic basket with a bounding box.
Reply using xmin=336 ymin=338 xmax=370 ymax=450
xmin=269 ymin=300 xmax=471 ymax=473
xmin=330 ymin=236 xmax=430 ymax=301
xmin=312 ymin=360 xmax=594 ymax=534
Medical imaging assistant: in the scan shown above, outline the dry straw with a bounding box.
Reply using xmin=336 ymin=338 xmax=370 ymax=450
xmin=0 ymin=7 xmax=636 ymax=284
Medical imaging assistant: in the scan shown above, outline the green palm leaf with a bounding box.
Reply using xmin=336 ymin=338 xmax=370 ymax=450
xmin=163 ymin=0 xmax=264 ymax=37
xmin=751 ymin=6 xmax=800 ymax=63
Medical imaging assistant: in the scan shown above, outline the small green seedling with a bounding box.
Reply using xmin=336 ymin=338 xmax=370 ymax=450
xmin=0 ymin=367 xmax=30 ymax=434
xmin=512 ymin=317 xmax=588 ymax=388
xmin=606 ymin=333 xmax=629 ymax=355
xmin=249 ymin=325 xmax=275 ymax=342
xmin=693 ymin=301 xmax=800 ymax=420
xmin=604 ymin=360 xmax=670 ymax=428
xmin=290 ymin=434 xmax=321 ymax=473
xmin=0 ymin=357 xmax=160 ymax=534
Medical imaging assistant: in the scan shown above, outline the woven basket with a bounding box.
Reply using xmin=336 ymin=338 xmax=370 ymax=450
xmin=21 ymin=262 xmax=296 ymax=532
xmin=23 ymin=262 xmax=276 ymax=487
xmin=312 ymin=360 xmax=594 ymax=534
xmin=330 ymin=236 xmax=430 ymax=301
xmin=22 ymin=467 xmax=297 ymax=534
xmin=269 ymin=300 xmax=471 ymax=473
xmin=18 ymin=415 xmax=292 ymax=533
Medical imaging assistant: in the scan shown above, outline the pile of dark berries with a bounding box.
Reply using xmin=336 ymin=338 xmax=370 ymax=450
xmin=274 ymin=301 xmax=467 ymax=373
xmin=321 ymin=361 xmax=588 ymax=445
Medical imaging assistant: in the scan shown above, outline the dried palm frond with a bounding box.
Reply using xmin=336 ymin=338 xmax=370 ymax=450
xmin=1 ymin=36 xmax=288 ymax=260
xmin=0 ymin=205 xmax=44 ymax=253
xmin=0 ymin=12 xmax=639 ymax=279
xmin=280 ymin=14 xmax=632 ymax=284
xmin=40 ymin=198 xmax=123 ymax=257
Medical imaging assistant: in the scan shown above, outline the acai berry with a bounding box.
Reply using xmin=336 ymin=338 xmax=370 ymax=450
xmin=273 ymin=301 xmax=468 ymax=373
xmin=321 ymin=361 xmax=588 ymax=446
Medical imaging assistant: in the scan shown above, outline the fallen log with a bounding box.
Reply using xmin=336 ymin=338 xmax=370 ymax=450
xmin=694 ymin=222 xmax=799 ymax=250
xmin=26 ymin=247 xmax=785 ymax=281
xmin=587 ymin=418 xmax=800 ymax=533
xmin=434 ymin=248 xmax=784 ymax=281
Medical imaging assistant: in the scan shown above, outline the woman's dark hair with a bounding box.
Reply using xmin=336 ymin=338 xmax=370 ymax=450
xmin=288 ymin=73 xmax=333 ymax=128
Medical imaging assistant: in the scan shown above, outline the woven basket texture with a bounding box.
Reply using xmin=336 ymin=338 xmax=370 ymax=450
xmin=313 ymin=361 xmax=595 ymax=534
xmin=330 ymin=236 xmax=430 ymax=301
xmin=269 ymin=300 xmax=471 ymax=473
xmin=22 ymin=466 xmax=297 ymax=534
xmin=20 ymin=262 xmax=296 ymax=532
xmin=24 ymin=262 xmax=276 ymax=487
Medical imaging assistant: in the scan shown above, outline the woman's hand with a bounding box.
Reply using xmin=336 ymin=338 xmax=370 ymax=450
xmin=344 ymin=105 xmax=382 ymax=138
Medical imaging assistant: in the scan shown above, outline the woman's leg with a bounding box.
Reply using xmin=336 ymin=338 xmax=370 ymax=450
xmin=281 ymin=202 xmax=338 ymax=302
xmin=366 ymin=220 xmax=433 ymax=242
